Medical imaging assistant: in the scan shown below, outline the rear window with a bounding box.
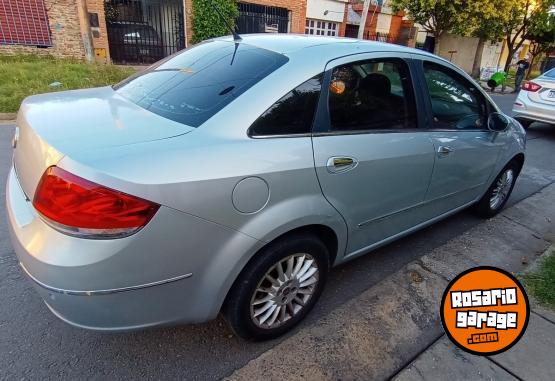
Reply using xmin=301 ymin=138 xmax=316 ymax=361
xmin=545 ymin=69 xmax=555 ymax=78
xmin=115 ymin=41 xmax=289 ymax=127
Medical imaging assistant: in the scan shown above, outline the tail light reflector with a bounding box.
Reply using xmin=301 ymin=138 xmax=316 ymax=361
xmin=522 ymin=82 xmax=541 ymax=92
xmin=33 ymin=166 xmax=159 ymax=239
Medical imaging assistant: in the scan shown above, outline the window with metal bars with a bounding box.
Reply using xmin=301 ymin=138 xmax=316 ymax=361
xmin=0 ymin=0 xmax=52 ymax=46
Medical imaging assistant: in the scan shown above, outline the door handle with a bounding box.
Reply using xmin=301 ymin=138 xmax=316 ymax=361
xmin=327 ymin=156 xmax=358 ymax=173
xmin=437 ymin=146 xmax=453 ymax=157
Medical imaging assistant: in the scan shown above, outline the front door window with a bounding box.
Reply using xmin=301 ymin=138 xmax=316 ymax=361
xmin=328 ymin=58 xmax=417 ymax=132
xmin=423 ymin=62 xmax=488 ymax=130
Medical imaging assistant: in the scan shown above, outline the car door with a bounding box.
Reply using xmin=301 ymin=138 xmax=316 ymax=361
xmin=417 ymin=58 xmax=504 ymax=216
xmin=311 ymin=53 xmax=436 ymax=256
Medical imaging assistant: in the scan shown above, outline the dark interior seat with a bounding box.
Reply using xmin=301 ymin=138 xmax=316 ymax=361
xmin=357 ymin=73 xmax=402 ymax=128
xmin=359 ymin=73 xmax=392 ymax=98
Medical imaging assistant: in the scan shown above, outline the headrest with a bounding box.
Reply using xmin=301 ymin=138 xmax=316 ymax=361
xmin=359 ymin=73 xmax=391 ymax=97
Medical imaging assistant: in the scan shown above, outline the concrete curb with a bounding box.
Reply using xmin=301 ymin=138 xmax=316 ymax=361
xmin=0 ymin=113 xmax=16 ymax=121
xmin=225 ymin=184 xmax=555 ymax=381
xmin=395 ymin=244 xmax=555 ymax=381
xmin=520 ymin=244 xmax=555 ymax=325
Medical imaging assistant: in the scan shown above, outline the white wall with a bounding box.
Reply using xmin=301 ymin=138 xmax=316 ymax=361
xmin=481 ymin=41 xmax=503 ymax=70
xmin=306 ymin=0 xmax=347 ymax=23
xmin=412 ymin=23 xmax=428 ymax=43
xmin=375 ymin=13 xmax=392 ymax=34
xmin=438 ymin=34 xmax=479 ymax=73
xmin=437 ymin=34 xmax=504 ymax=74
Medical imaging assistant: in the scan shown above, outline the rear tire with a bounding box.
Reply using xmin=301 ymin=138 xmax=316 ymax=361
xmin=222 ymin=234 xmax=329 ymax=341
xmin=473 ymin=162 xmax=519 ymax=218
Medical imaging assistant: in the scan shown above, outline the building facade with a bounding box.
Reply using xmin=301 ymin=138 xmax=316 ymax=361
xmin=345 ymin=0 xmax=415 ymax=47
xmin=0 ymin=0 xmax=91 ymax=59
xmin=0 ymin=0 xmax=308 ymax=64
xmin=305 ymin=0 xmax=348 ymax=37
xmin=2 ymin=0 xmax=509 ymax=74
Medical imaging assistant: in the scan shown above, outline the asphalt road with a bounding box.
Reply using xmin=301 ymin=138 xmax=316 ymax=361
xmin=0 ymin=94 xmax=554 ymax=380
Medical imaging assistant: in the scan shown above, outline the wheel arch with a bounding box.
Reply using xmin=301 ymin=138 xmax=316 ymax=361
xmin=219 ymin=222 xmax=342 ymax=313
xmin=259 ymin=224 xmax=340 ymax=266
xmin=510 ymin=152 xmax=525 ymax=175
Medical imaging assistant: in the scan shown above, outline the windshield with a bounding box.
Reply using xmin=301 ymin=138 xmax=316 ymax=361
xmin=115 ymin=41 xmax=289 ymax=127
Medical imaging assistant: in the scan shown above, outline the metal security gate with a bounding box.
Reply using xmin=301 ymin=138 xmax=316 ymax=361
xmin=105 ymin=0 xmax=184 ymax=65
xmin=237 ymin=3 xmax=289 ymax=34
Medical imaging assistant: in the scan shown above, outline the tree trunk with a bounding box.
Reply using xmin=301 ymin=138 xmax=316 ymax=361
xmin=503 ymin=47 xmax=514 ymax=73
xmin=471 ymin=36 xmax=486 ymax=79
xmin=527 ymin=54 xmax=538 ymax=79
xmin=433 ymin=34 xmax=441 ymax=55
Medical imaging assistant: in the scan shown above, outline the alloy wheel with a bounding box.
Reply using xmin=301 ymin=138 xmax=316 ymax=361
xmin=250 ymin=253 xmax=319 ymax=329
xmin=490 ymin=169 xmax=514 ymax=210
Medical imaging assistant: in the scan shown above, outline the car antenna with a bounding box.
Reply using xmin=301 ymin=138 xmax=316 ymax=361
xmin=210 ymin=0 xmax=242 ymax=42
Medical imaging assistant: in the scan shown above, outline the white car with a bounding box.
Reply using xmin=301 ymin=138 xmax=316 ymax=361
xmin=513 ymin=68 xmax=555 ymax=128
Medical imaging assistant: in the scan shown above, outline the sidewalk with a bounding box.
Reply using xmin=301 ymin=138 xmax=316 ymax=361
xmin=394 ymin=270 xmax=555 ymax=381
xmin=394 ymin=311 xmax=555 ymax=381
xmin=226 ymin=184 xmax=555 ymax=381
xmin=480 ymin=81 xmax=515 ymax=95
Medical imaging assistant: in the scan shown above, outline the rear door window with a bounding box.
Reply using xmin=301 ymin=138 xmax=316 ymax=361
xmin=249 ymin=75 xmax=323 ymax=136
xmin=115 ymin=41 xmax=289 ymax=127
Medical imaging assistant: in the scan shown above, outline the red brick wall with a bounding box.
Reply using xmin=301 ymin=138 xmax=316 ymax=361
xmin=185 ymin=0 xmax=193 ymax=46
xmin=339 ymin=1 xmax=348 ymax=37
xmin=351 ymin=3 xmax=379 ymax=37
xmin=0 ymin=0 xmax=85 ymax=59
xmin=86 ymin=0 xmax=110 ymax=62
xmin=388 ymin=13 xmax=403 ymax=39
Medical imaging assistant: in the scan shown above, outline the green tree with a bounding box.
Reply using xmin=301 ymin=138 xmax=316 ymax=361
xmin=525 ymin=6 xmax=555 ymax=77
xmin=466 ymin=0 xmax=513 ymax=78
xmin=192 ymin=0 xmax=239 ymax=44
xmin=390 ymin=0 xmax=470 ymax=54
xmin=500 ymin=0 xmax=554 ymax=73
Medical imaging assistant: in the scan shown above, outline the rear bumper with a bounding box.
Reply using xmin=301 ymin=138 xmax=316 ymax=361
xmin=6 ymin=166 xmax=262 ymax=331
xmin=512 ymin=96 xmax=555 ymax=124
xmin=512 ymin=110 xmax=555 ymax=125
xmin=23 ymin=262 xmax=196 ymax=331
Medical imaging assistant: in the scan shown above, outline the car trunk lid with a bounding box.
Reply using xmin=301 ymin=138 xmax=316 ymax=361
xmin=13 ymin=86 xmax=193 ymax=199
xmin=527 ymin=77 xmax=555 ymax=106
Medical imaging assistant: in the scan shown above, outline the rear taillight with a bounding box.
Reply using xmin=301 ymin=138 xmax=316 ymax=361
xmin=522 ymin=81 xmax=541 ymax=92
xmin=33 ymin=166 xmax=159 ymax=239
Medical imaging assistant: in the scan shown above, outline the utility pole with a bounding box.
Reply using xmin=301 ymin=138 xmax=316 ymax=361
xmin=357 ymin=0 xmax=373 ymax=39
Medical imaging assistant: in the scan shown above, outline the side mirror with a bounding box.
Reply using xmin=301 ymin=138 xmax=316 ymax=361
xmin=488 ymin=112 xmax=510 ymax=132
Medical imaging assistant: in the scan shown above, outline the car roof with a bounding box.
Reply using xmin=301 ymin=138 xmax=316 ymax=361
xmin=215 ymin=34 xmax=437 ymax=62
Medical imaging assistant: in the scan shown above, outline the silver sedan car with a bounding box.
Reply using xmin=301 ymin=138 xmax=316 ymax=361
xmin=7 ymin=35 xmax=526 ymax=340
xmin=513 ymin=68 xmax=555 ymax=128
